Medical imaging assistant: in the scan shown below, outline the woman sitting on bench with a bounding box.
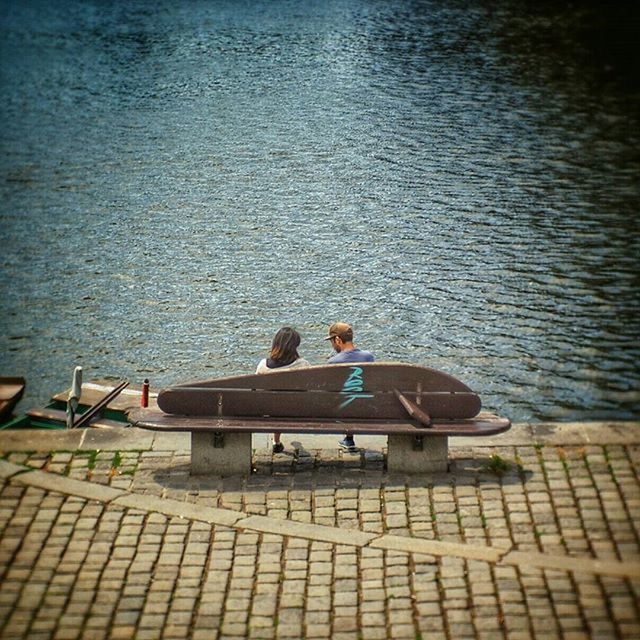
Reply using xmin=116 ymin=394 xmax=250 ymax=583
xmin=256 ymin=327 xmax=310 ymax=454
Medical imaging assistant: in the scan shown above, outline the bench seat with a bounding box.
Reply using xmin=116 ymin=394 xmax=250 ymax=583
xmin=128 ymin=408 xmax=508 ymax=435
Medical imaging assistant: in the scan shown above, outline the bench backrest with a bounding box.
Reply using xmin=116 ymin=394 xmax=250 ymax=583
xmin=158 ymin=363 xmax=481 ymax=421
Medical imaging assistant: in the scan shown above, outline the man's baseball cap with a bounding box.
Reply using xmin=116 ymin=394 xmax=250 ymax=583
xmin=324 ymin=322 xmax=353 ymax=341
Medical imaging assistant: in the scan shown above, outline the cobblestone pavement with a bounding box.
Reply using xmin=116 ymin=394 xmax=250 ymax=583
xmin=0 ymin=423 xmax=639 ymax=639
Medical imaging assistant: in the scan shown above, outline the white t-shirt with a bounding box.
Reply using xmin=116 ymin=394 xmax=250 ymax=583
xmin=255 ymin=357 xmax=310 ymax=375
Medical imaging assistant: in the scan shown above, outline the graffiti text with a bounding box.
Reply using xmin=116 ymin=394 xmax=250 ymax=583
xmin=339 ymin=366 xmax=374 ymax=409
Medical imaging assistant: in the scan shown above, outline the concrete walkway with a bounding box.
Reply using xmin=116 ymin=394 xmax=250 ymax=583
xmin=0 ymin=422 xmax=639 ymax=639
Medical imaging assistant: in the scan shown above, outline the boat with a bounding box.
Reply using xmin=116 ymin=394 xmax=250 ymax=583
xmin=0 ymin=377 xmax=26 ymax=421
xmin=0 ymin=379 xmax=153 ymax=431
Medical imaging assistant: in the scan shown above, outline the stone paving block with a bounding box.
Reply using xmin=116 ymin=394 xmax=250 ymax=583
xmin=503 ymin=549 xmax=640 ymax=579
xmin=12 ymin=469 xmax=125 ymax=502
xmin=371 ymin=533 xmax=508 ymax=562
xmin=81 ymin=427 xmax=155 ymax=451
xmin=112 ymin=493 xmax=243 ymax=527
xmin=237 ymin=514 xmax=376 ymax=546
xmin=0 ymin=430 xmax=84 ymax=452
xmin=0 ymin=458 xmax=27 ymax=479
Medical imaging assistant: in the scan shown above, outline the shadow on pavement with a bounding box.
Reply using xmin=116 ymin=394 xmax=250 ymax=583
xmin=150 ymin=452 xmax=535 ymax=494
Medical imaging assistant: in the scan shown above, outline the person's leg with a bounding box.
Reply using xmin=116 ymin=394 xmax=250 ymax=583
xmin=273 ymin=431 xmax=284 ymax=453
xmin=338 ymin=432 xmax=356 ymax=450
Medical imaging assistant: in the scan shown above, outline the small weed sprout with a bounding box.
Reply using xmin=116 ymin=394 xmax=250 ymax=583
xmin=484 ymin=454 xmax=510 ymax=476
xmin=87 ymin=450 xmax=99 ymax=470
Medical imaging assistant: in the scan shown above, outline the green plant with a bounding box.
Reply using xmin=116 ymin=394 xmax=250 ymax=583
xmin=483 ymin=455 xmax=510 ymax=476
xmin=87 ymin=450 xmax=99 ymax=470
xmin=112 ymin=451 xmax=122 ymax=469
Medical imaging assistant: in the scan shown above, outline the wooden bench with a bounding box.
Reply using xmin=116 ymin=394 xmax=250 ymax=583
xmin=128 ymin=363 xmax=511 ymax=475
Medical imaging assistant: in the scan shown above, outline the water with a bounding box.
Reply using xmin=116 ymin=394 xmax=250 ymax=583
xmin=1 ymin=0 xmax=638 ymax=422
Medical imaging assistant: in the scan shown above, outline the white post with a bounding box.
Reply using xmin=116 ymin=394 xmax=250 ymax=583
xmin=66 ymin=366 xmax=83 ymax=429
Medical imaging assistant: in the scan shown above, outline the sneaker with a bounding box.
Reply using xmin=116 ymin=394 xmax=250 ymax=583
xmin=272 ymin=442 xmax=285 ymax=454
xmin=338 ymin=437 xmax=356 ymax=451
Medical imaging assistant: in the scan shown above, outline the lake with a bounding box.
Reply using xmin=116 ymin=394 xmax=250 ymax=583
xmin=1 ymin=0 xmax=638 ymax=422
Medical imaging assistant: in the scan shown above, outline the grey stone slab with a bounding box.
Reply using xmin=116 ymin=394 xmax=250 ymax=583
xmin=451 ymin=423 xmax=533 ymax=448
xmin=0 ymin=459 xmax=25 ymax=479
xmin=151 ymin=431 xmax=190 ymax=451
xmin=528 ymin=422 xmax=640 ymax=446
xmin=112 ymin=493 xmax=243 ymax=527
xmin=369 ymin=535 xmax=509 ymax=563
xmin=502 ymin=550 xmax=640 ymax=579
xmin=572 ymin=422 xmax=640 ymax=445
xmin=81 ymin=427 xmax=155 ymax=451
xmin=0 ymin=429 xmax=83 ymax=452
xmin=237 ymin=515 xmax=377 ymax=547
xmin=530 ymin=423 xmax=598 ymax=446
xmin=452 ymin=422 xmax=640 ymax=448
xmin=11 ymin=469 xmax=125 ymax=502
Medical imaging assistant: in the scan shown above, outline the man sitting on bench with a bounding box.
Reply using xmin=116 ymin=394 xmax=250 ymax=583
xmin=325 ymin=322 xmax=375 ymax=452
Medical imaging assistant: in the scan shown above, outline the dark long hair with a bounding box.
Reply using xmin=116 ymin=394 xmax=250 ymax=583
xmin=268 ymin=327 xmax=301 ymax=367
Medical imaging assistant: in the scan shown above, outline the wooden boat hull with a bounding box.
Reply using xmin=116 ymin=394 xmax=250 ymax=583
xmin=1 ymin=379 xmax=149 ymax=430
xmin=0 ymin=377 xmax=26 ymax=421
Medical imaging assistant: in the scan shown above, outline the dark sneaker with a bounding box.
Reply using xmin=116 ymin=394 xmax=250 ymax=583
xmin=272 ymin=442 xmax=285 ymax=454
xmin=338 ymin=437 xmax=356 ymax=451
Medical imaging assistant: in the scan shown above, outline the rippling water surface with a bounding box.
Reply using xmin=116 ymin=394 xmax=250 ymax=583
xmin=1 ymin=0 xmax=638 ymax=422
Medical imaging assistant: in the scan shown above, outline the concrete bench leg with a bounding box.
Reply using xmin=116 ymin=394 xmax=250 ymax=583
xmin=191 ymin=432 xmax=252 ymax=476
xmin=387 ymin=434 xmax=448 ymax=473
